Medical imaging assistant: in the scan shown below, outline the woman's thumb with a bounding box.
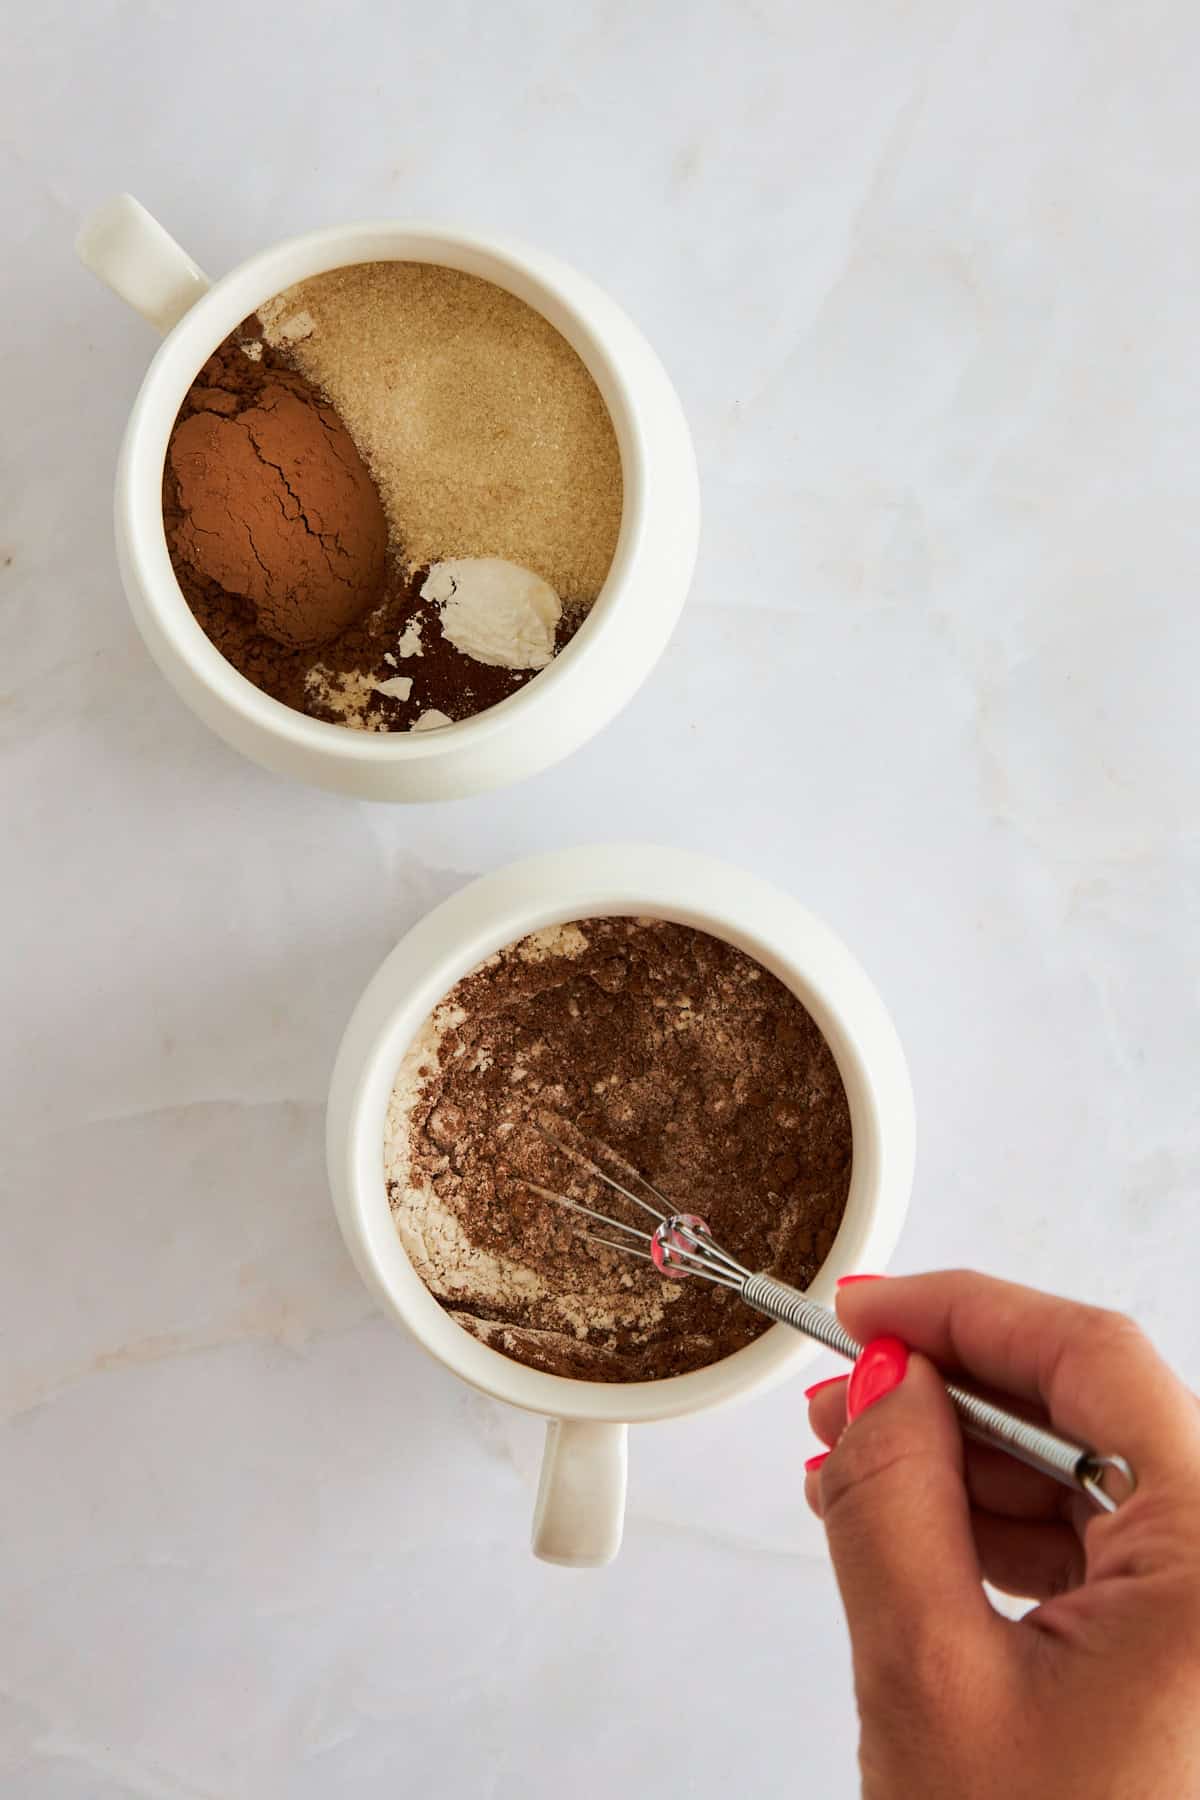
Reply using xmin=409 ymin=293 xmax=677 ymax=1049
xmin=813 ymin=1341 xmax=999 ymax=1702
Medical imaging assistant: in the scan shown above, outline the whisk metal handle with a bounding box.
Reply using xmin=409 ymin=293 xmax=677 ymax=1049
xmin=740 ymin=1274 xmax=1135 ymax=1513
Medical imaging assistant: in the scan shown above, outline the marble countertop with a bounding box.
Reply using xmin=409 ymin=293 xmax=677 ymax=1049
xmin=5 ymin=2 xmax=1199 ymax=1793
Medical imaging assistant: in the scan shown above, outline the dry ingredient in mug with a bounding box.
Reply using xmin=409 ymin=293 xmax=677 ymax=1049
xmin=384 ymin=918 xmax=854 ymax=1383
xmin=163 ymin=262 xmax=623 ymax=732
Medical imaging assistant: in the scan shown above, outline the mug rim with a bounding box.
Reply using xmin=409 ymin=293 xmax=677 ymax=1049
xmin=327 ymin=844 xmax=916 ymax=1424
xmin=117 ymin=219 xmax=650 ymax=765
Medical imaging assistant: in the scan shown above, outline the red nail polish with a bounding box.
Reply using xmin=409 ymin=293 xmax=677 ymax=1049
xmin=847 ymin=1336 xmax=909 ymax=1420
xmin=804 ymin=1452 xmax=829 ymax=1473
xmin=836 ymin=1273 xmax=884 ymax=1288
xmin=804 ymin=1375 xmax=848 ymax=1401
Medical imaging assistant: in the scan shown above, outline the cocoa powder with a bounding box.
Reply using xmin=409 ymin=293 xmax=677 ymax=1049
xmin=387 ymin=919 xmax=853 ymax=1382
xmin=167 ymin=335 xmax=386 ymax=648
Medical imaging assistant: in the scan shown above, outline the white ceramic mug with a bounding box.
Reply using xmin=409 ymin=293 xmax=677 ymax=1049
xmin=76 ymin=194 xmax=700 ymax=801
xmin=326 ymin=845 xmax=916 ymax=1566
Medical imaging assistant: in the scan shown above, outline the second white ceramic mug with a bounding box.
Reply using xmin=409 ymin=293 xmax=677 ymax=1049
xmin=76 ymin=194 xmax=700 ymax=801
xmin=326 ymin=845 xmax=916 ymax=1566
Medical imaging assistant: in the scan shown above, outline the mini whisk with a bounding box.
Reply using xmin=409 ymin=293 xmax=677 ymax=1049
xmin=525 ymin=1127 xmax=1136 ymax=1515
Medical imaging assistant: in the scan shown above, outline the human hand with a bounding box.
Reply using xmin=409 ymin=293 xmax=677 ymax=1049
xmin=804 ymin=1271 xmax=1200 ymax=1799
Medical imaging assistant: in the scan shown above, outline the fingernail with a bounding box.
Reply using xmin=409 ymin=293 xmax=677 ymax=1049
xmin=836 ymin=1273 xmax=884 ymax=1288
xmin=804 ymin=1375 xmax=848 ymax=1401
xmin=804 ymin=1452 xmax=829 ymax=1473
xmin=847 ymin=1336 xmax=909 ymax=1420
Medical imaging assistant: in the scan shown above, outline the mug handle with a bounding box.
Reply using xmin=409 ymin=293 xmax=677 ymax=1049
xmin=76 ymin=194 xmax=210 ymax=336
xmin=532 ymin=1420 xmax=627 ymax=1567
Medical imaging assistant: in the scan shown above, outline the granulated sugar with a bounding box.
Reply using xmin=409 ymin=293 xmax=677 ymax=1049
xmin=261 ymin=262 xmax=623 ymax=601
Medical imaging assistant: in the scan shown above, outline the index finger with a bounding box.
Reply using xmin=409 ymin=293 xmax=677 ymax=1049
xmin=836 ymin=1270 xmax=1200 ymax=1486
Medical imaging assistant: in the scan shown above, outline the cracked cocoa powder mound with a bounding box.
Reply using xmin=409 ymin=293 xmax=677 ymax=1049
xmin=166 ymin=331 xmax=387 ymax=648
xmin=383 ymin=918 xmax=853 ymax=1382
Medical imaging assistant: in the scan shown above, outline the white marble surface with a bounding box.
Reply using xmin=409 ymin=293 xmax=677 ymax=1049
xmin=5 ymin=1 xmax=1200 ymax=1793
